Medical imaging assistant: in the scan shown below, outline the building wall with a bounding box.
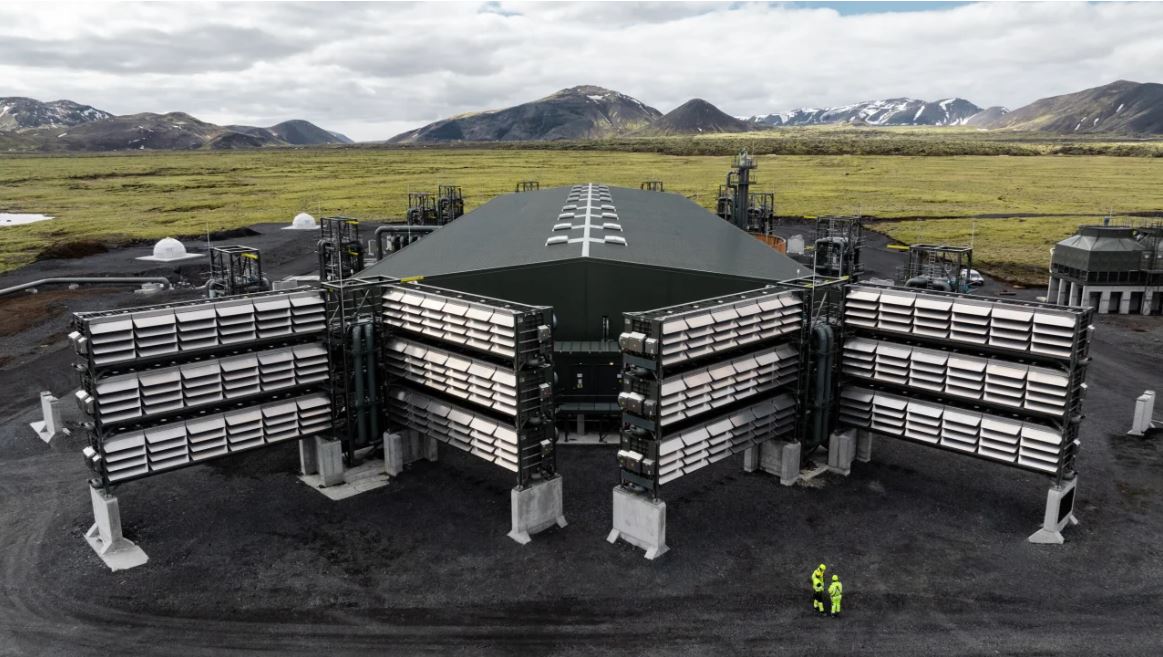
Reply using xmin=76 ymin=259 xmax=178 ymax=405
xmin=1046 ymin=275 xmax=1159 ymax=314
xmin=427 ymin=260 xmax=768 ymax=341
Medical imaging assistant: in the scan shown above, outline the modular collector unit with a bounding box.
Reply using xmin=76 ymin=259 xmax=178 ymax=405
xmin=838 ymin=284 xmax=1092 ymax=479
xmin=70 ymin=289 xmax=334 ymax=488
xmin=382 ymin=282 xmax=557 ymax=486
xmin=616 ymin=286 xmax=807 ymax=495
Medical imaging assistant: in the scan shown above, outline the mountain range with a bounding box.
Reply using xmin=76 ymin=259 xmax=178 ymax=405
xmin=746 ymin=97 xmax=994 ymax=127
xmin=3 ymin=80 xmax=1161 ymax=152
xmin=389 ymin=80 xmax=1163 ymax=143
xmin=387 ymin=85 xmax=660 ymax=143
xmin=0 ymin=96 xmax=351 ymax=151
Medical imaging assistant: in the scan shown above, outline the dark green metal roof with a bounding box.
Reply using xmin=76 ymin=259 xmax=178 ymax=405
xmin=1053 ymin=225 xmax=1147 ymax=272
xmin=360 ymin=184 xmax=806 ymax=280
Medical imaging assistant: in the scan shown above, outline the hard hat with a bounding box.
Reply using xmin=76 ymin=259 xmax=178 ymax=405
xmin=819 ymin=563 xmax=826 ymax=570
xmin=832 ymin=575 xmax=839 ymax=581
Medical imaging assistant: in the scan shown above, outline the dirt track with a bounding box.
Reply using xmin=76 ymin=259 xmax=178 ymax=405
xmin=1 ymin=234 xmax=1162 ymax=656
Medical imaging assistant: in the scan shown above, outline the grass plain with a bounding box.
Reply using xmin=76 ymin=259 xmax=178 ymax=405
xmin=1 ymin=146 xmax=1161 ymax=282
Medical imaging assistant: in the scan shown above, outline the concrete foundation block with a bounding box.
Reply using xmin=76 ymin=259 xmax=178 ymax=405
xmin=742 ymin=445 xmax=759 ymax=473
xmin=299 ymin=437 xmax=319 ymax=475
xmin=1029 ymin=478 xmax=1079 ymax=545
xmin=315 ymin=437 xmax=345 ymax=487
xmin=508 ymin=476 xmax=567 ymax=545
xmin=856 ymin=429 xmax=873 ymax=463
xmin=759 ymin=440 xmax=801 ymax=486
xmin=84 ymin=485 xmax=148 ymax=571
xmin=1128 ymin=391 xmax=1156 ymax=436
xmin=827 ymin=429 xmax=857 ymax=475
xmin=384 ymin=431 xmax=437 ymax=477
xmin=384 ymin=432 xmax=405 ymax=477
xmin=29 ymin=391 xmax=63 ymax=443
xmin=607 ymin=485 xmax=668 ymax=559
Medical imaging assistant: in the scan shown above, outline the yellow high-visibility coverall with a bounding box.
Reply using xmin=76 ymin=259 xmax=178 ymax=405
xmin=829 ymin=578 xmax=843 ymax=615
xmin=811 ymin=565 xmax=826 ymax=612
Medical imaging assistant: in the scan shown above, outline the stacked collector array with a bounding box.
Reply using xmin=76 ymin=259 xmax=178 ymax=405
xmin=838 ymin=285 xmax=1092 ymax=477
xmin=617 ymin=287 xmax=805 ymax=493
xmin=382 ymin=283 xmax=556 ymax=483
xmin=70 ymin=289 xmax=333 ymax=487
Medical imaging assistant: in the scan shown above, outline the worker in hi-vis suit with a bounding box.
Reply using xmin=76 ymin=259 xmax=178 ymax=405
xmin=811 ymin=563 xmax=827 ymax=614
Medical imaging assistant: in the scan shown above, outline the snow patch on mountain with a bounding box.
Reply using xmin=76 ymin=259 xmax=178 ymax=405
xmin=748 ymin=97 xmax=986 ymax=127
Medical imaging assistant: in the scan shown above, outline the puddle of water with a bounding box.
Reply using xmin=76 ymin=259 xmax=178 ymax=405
xmin=0 ymin=213 xmax=54 ymax=227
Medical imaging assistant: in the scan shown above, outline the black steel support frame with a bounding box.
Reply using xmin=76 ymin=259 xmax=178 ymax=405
xmin=209 ymin=245 xmax=266 ymax=297
xmin=616 ymin=284 xmax=810 ymax=499
xmin=436 ymin=185 xmax=465 ymax=225
xmin=515 ymin=181 xmax=540 ymax=193
xmin=640 ymin=181 xmax=665 ymax=192
xmin=406 ymin=192 xmax=439 ymax=226
xmin=715 ymin=151 xmax=774 ymax=233
xmin=835 ymin=283 xmax=1094 ymax=483
xmin=903 ymin=244 xmax=974 ymax=293
xmin=322 ymin=276 xmax=394 ymax=463
xmin=812 ymin=217 xmax=865 ymax=280
xmin=318 ymin=216 xmax=365 ymax=282
xmin=382 ymin=282 xmax=558 ymax=488
xmin=776 ymin=275 xmax=847 ymax=450
xmin=70 ymin=289 xmax=329 ymax=490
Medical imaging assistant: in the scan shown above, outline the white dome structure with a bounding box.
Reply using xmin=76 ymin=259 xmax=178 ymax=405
xmin=283 ymin=212 xmax=319 ymax=230
xmin=136 ymin=237 xmax=204 ymax=262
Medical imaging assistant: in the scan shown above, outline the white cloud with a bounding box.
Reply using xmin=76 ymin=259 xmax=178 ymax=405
xmin=0 ymin=1 xmax=1160 ymax=141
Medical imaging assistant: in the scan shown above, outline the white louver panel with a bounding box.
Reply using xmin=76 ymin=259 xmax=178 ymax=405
xmin=87 ymin=345 xmax=329 ymax=424
xmin=838 ymin=387 xmax=873 ymax=427
xmin=842 ymin=285 xmax=1084 ymax=362
xmin=656 ymin=290 xmax=802 ymax=367
xmin=1031 ymin=312 xmax=1077 ymax=359
xmin=904 ymin=400 xmax=942 ymax=445
xmin=978 ymin=417 xmax=1020 ymax=463
xmin=383 ymin=287 xmax=518 ymax=359
xmin=388 ymin=387 xmax=520 ymax=473
xmin=841 ymin=337 xmax=1074 ymax=418
xmin=79 ymin=291 xmax=326 ymax=368
xmin=912 ymin=296 xmax=952 ymax=338
xmin=656 ymin=344 xmax=797 ymax=425
xmin=657 ymin=394 xmax=796 ymax=486
xmin=839 ymin=387 xmax=1065 ymax=472
xmin=102 ymin=393 xmax=331 ymax=482
xmin=385 ymin=336 xmax=519 ymax=417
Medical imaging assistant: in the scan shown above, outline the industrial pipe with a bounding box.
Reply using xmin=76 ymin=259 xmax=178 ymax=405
xmin=373 ymin=225 xmax=438 ymax=260
xmin=905 ymin=276 xmax=952 ymax=292
xmin=363 ymin=323 xmax=380 ymax=441
xmin=807 ymin=323 xmax=835 ymax=452
xmin=0 ymin=277 xmax=171 ymax=298
xmin=352 ymin=325 xmax=369 ymax=450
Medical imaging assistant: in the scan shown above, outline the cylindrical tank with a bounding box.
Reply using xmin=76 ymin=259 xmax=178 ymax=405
xmin=787 ymin=234 xmax=805 ymax=256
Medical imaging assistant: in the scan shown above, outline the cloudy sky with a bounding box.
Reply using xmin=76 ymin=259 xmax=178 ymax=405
xmin=1 ymin=1 xmax=1161 ymax=141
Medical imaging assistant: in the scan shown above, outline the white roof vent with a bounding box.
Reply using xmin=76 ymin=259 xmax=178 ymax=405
xmin=546 ymin=235 xmax=569 ymax=246
xmin=284 ymin=212 xmax=318 ymax=230
xmin=553 ymin=223 xmax=573 ymax=231
xmin=602 ymin=222 xmax=622 ymax=231
xmin=137 ymin=237 xmax=204 ymax=262
xmin=603 ymin=235 xmax=627 ymax=245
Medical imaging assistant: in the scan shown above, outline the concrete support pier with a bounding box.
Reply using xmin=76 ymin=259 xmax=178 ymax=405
xmin=30 ymin=391 xmax=63 ymax=443
xmin=298 ymin=435 xmax=393 ymax=501
xmin=1029 ymin=478 xmax=1080 ymax=545
xmin=855 ymin=429 xmax=873 ymax=463
xmin=827 ymin=429 xmax=857 ymax=475
xmin=607 ymin=485 xmax=668 ymax=559
xmin=316 ymin=436 xmax=345 ymax=487
xmin=84 ymin=485 xmax=148 ymax=571
xmin=758 ymin=440 xmax=801 ymax=486
xmin=507 ymin=476 xmax=567 ymax=545
xmin=384 ymin=430 xmax=438 ymax=476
